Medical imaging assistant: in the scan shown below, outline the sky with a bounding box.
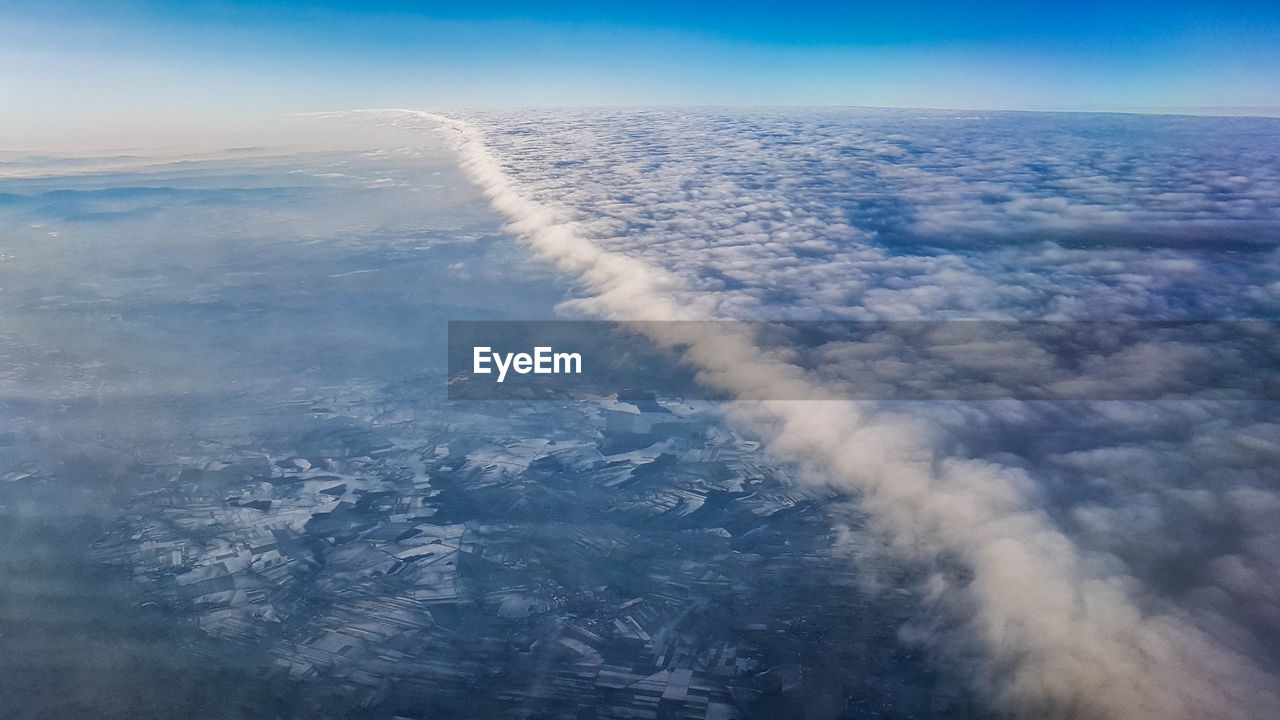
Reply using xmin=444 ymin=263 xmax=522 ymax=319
xmin=3 ymin=0 xmax=1280 ymax=149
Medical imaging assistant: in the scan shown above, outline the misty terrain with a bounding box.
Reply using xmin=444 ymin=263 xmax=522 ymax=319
xmin=1 ymin=109 xmax=1279 ymax=719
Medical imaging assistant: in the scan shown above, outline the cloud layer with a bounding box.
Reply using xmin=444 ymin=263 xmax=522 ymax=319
xmin=385 ymin=108 xmax=1280 ymax=719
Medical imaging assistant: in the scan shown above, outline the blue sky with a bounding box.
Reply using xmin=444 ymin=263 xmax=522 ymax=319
xmin=3 ymin=1 xmax=1280 ymax=148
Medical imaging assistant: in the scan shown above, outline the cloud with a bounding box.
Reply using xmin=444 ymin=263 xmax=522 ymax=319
xmin=440 ymin=109 xmax=1280 ymax=324
xmin=386 ymin=108 xmax=1280 ymax=719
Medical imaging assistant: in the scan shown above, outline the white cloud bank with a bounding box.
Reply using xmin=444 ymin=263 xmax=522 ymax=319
xmin=364 ymin=108 xmax=1280 ymax=720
